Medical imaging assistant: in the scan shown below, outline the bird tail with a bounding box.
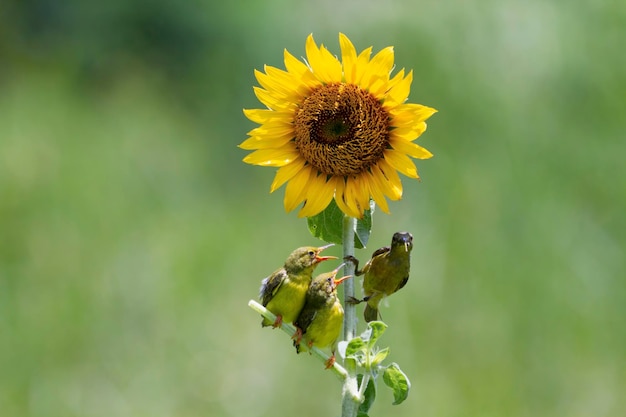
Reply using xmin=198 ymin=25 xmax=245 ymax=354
xmin=363 ymin=304 xmax=379 ymax=322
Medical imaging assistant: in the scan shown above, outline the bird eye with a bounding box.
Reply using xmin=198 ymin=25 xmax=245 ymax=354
xmin=308 ymin=250 xmax=315 ymax=257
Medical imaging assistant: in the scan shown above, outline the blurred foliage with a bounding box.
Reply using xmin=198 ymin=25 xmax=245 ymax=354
xmin=1 ymin=0 xmax=625 ymax=416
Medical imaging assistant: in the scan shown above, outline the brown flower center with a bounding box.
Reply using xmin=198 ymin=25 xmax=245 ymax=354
xmin=294 ymin=83 xmax=389 ymax=176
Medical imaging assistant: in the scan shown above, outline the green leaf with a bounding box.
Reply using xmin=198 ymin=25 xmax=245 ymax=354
xmin=359 ymin=321 xmax=387 ymax=349
xmin=382 ymin=363 xmax=411 ymax=405
xmin=357 ymin=374 xmax=376 ymax=416
xmin=345 ymin=337 xmax=366 ymax=357
xmin=371 ymin=347 xmax=390 ymax=367
xmin=355 ymin=200 xmax=375 ymax=247
xmin=306 ymin=199 xmax=373 ymax=249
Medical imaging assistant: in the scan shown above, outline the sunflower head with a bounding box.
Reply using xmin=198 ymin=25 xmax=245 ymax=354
xmin=240 ymin=33 xmax=436 ymax=219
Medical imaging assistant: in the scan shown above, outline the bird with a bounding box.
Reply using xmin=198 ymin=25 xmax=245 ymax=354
xmin=345 ymin=231 xmax=413 ymax=322
xmin=293 ymin=264 xmax=351 ymax=369
xmin=259 ymin=244 xmax=336 ymax=328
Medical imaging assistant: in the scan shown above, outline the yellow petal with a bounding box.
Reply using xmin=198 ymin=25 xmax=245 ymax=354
xmin=305 ymin=35 xmax=321 ymax=67
xmin=305 ymin=34 xmax=341 ymax=83
xmin=384 ymin=149 xmax=419 ymax=178
xmin=255 ymin=68 xmax=300 ymax=101
xmin=344 ymin=176 xmax=367 ymax=218
xmin=363 ymin=171 xmax=390 ymax=213
xmin=271 ymin=157 xmax=306 ymax=192
xmin=387 ymin=69 xmax=406 ymax=92
xmin=360 ymin=46 xmax=394 ymax=90
xmin=390 ymin=103 xmax=438 ymax=125
xmin=376 ymin=159 xmax=403 ymax=200
xmin=353 ymin=175 xmax=371 ymax=215
xmin=371 ymin=46 xmax=395 ymax=74
xmin=283 ymin=49 xmax=320 ymax=90
xmin=238 ymin=133 xmax=293 ymax=150
xmin=298 ymin=174 xmax=336 ymax=217
xmin=265 ymin=66 xmax=312 ymax=98
xmin=254 ymin=69 xmax=285 ymax=96
xmin=320 ymin=45 xmax=343 ymax=82
xmin=391 ymin=122 xmax=428 ymax=141
xmin=367 ymin=76 xmax=391 ymax=98
xmin=284 ymin=166 xmax=314 ymax=211
xmin=254 ymin=86 xmax=294 ymax=111
xmin=369 ymin=162 xmax=402 ymax=200
xmin=334 ymin=178 xmax=361 ymax=218
xmin=353 ymin=46 xmax=373 ymax=85
xmin=385 ymin=70 xmax=413 ymax=106
xmin=390 ymin=139 xmax=433 ymax=159
xmin=243 ymin=108 xmax=292 ymax=124
xmin=247 ymin=121 xmax=294 ymax=138
xmin=243 ymin=147 xmax=299 ymax=167
xmin=339 ymin=33 xmax=358 ymax=83
xmin=369 ymin=165 xmax=395 ymax=201
xmin=284 ymin=48 xmax=310 ymax=76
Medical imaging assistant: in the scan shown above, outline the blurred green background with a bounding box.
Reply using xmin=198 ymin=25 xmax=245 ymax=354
xmin=1 ymin=0 xmax=625 ymax=416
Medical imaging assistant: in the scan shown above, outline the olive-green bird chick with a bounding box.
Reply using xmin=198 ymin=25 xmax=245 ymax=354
xmin=346 ymin=231 xmax=413 ymax=322
xmin=293 ymin=264 xmax=351 ymax=369
xmin=259 ymin=244 xmax=336 ymax=328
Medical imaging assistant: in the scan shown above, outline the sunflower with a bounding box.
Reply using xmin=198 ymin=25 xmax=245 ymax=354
xmin=240 ymin=33 xmax=436 ymax=218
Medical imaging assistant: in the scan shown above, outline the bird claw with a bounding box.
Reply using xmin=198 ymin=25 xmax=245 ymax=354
xmin=324 ymin=354 xmax=336 ymax=369
xmin=272 ymin=315 xmax=283 ymax=328
xmin=343 ymin=256 xmax=363 ymax=276
xmin=346 ymin=296 xmax=363 ymax=305
xmin=291 ymin=327 xmax=303 ymax=344
xmin=343 ymin=255 xmax=358 ymax=269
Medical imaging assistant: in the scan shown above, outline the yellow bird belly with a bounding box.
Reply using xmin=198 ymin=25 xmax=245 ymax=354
xmin=264 ymin=278 xmax=310 ymax=324
xmin=304 ymin=301 xmax=344 ymax=350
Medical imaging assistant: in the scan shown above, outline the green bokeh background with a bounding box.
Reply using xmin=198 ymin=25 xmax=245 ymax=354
xmin=1 ymin=1 xmax=625 ymax=416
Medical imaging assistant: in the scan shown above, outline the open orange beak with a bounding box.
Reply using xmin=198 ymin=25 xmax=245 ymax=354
xmin=333 ymin=275 xmax=351 ymax=286
xmin=315 ymin=243 xmax=337 ymax=263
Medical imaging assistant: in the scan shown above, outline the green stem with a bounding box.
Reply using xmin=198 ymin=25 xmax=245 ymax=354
xmin=358 ymin=373 xmax=371 ymax=399
xmin=247 ymin=300 xmax=348 ymax=380
xmin=341 ymin=215 xmax=361 ymax=417
xmin=342 ymin=215 xmax=357 ymax=342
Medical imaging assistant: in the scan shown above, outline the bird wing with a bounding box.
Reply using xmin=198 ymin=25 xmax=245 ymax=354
xmin=371 ymin=246 xmax=391 ymax=258
xmin=294 ymin=306 xmax=318 ymax=334
xmin=362 ymin=246 xmax=390 ymax=273
xmin=259 ymin=268 xmax=287 ymax=306
xmin=395 ymin=275 xmax=409 ymax=292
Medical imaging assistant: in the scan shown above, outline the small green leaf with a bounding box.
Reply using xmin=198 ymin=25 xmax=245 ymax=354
xmin=383 ymin=363 xmax=411 ymax=405
xmin=364 ymin=321 xmax=387 ymax=349
xmin=355 ymin=200 xmax=375 ymax=248
xmin=357 ymin=374 xmax=376 ymax=416
xmin=371 ymin=347 xmax=390 ymax=367
xmin=345 ymin=337 xmax=366 ymax=357
xmin=307 ymin=199 xmax=373 ymax=249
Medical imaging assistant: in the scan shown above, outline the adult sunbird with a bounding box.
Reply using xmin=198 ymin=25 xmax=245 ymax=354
xmin=346 ymin=231 xmax=413 ymax=322
xmin=293 ymin=264 xmax=351 ymax=369
xmin=259 ymin=244 xmax=336 ymax=328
